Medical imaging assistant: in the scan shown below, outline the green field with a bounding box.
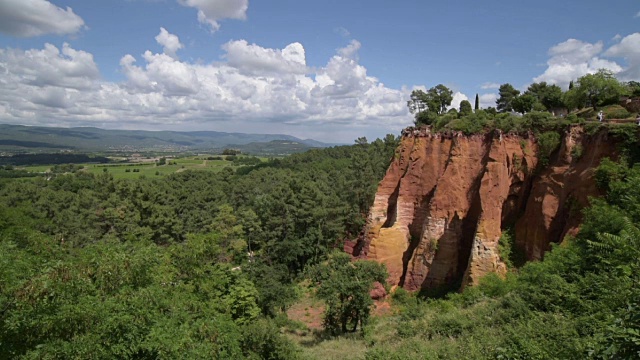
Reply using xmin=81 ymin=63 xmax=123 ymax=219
xmin=19 ymin=156 xmax=265 ymax=179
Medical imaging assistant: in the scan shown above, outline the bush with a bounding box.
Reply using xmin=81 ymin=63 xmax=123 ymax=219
xmin=566 ymin=113 xmax=582 ymax=124
xmin=537 ymin=131 xmax=561 ymax=166
xmin=523 ymin=111 xmax=556 ymax=129
xmin=447 ymin=115 xmax=486 ymax=135
xmin=242 ymin=318 xmax=300 ymax=359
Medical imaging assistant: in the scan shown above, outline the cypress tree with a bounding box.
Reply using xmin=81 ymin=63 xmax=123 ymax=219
xmin=569 ymin=80 xmax=574 ymax=90
xmin=474 ymin=93 xmax=479 ymax=111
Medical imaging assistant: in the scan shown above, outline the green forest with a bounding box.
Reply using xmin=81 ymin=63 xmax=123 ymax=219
xmin=1 ymin=69 xmax=640 ymax=359
xmin=0 ymin=136 xmax=398 ymax=359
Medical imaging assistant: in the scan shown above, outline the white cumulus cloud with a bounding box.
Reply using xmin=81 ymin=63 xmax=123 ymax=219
xmin=179 ymin=0 xmax=248 ymax=32
xmin=604 ymin=33 xmax=640 ymax=81
xmin=222 ymin=40 xmax=307 ymax=75
xmin=0 ymin=38 xmax=412 ymax=142
xmin=0 ymin=0 xmax=85 ymax=37
xmin=155 ymin=27 xmax=183 ymax=59
xmin=479 ymin=93 xmax=498 ymax=109
xmin=534 ymin=38 xmax=622 ymax=88
xmin=0 ymin=43 xmax=100 ymax=90
xmin=449 ymin=92 xmax=469 ymax=111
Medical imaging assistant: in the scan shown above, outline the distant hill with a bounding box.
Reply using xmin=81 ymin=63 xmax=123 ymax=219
xmin=0 ymin=124 xmax=339 ymax=154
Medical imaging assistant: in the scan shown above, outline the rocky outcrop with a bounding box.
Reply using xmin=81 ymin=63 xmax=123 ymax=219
xmin=354 ymin=125 xmax=617 ymax=292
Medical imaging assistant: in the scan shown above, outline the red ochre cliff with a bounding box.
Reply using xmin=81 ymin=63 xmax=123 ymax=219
xmin=349 ymin=125 xmax=617 ymax=292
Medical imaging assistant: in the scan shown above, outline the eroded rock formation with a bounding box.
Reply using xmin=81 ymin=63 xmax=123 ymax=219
xmin=352 ymin=125 xmax=617 ymax=291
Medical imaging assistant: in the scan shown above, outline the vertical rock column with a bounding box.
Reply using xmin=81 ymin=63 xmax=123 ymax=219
xmin=366 ymin=136 xmax=416 ymax=285
xmin=403 ymin=135 xmax=488 ymax=290
xmin=463 ymin=136 xmax=537 ymax=286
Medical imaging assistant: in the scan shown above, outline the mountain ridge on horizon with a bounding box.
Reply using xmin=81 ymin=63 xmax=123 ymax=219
xmin=0 ymin=123 xmax=344 ymax=154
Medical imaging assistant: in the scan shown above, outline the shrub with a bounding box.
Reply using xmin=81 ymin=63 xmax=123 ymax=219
xmin=537 ymin=131 xmax=561 ymax=167
xmin=570 ymin=143 xmax=583 ymax=160
xmin=447 ymin=115 xmax=485 ymax=135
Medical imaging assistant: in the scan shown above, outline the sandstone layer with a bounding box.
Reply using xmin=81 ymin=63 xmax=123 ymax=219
xmin=353 ymin=125 xmax=617 ymax=291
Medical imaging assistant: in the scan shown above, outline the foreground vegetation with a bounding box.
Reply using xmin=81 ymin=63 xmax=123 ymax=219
xmin=357 ymin=154 xmax=640 ymax=359
xmin=0 ymin=136 xmax=397 ymax=359
xmin=284 ymin=143 xmax=640 ymax=360
xmin=2 ymin=68 xmax=639 ymax=359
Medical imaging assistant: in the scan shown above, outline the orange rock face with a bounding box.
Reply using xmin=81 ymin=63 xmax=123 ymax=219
xmin=355 ymin=126 xmax=616 ymax=292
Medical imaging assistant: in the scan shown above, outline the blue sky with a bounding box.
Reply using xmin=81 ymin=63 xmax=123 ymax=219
xmin=0 ymin=0 xmax=638 ymax=142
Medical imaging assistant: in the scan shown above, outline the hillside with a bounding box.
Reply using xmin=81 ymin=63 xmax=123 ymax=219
xmin=0 ymin=124 xmax=337 ymax=154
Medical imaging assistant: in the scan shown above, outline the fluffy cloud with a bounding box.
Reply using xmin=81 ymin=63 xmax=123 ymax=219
xmin=0 ymin=43 xmax=100 ymax=90
xmin=449 ymin=92 xmax=469 ymax=111
xmin=0 ymin=0 xmax=85 ymax=37
xmin=604 ymin=33 xmax=640 ymax=81
xmin=534 ymin=38 xmax=622 ymax=88
xmin=155 ymin=28 xmax=183 ymax=59
xmin=337 ymin=40 xmax=361 ymax=60
xmin=222 ymin=40 xmax=307 ymax=75
xmin=479 ymin=93 xmax=498 ymax=109
xmin=0 ymin=39 xmax=411 ymax=142
xmin=179 ymin=0 xmax=248 ymax=32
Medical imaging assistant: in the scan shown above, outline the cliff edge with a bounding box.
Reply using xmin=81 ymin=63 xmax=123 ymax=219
xmin=351 ymin=125 xmax=617 ymax=292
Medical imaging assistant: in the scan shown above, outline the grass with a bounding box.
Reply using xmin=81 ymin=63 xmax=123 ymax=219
xmin=18 ymin=156 xmax=267 ymax=179
xmin=284 ymin=285 xmax=400 ymax=360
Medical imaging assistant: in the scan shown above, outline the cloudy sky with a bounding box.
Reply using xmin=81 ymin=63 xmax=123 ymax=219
xmin=0 ymin=0 xmax=639 ymax=142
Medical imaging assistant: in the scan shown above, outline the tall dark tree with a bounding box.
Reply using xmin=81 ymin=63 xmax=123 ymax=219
xmin=474 ymin=93 xmax=479 ymax=111
xmin=525 ymin=82 xmax=564 ymax=111
xmin=407 ymin=89 xmax=428 ymax=115
xmin=407 ymin=85 xmax=453 ymax=125
xmin=427 ymin=84 xmax=454 ymax=115
xmin=496 ymin=83 xmax=521 ymax=112
xmin=459 ymin=100 xmax=473 ymax=116
xmin=512 ymin=94 xmax=536 ymax=114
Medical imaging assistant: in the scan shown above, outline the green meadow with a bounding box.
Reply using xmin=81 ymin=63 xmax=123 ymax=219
xmin=19 ymin=156 xmax=265 ymax=179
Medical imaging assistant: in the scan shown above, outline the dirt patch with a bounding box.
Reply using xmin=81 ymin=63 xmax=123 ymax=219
xmin=287 ymin=293 xmax=325 ymax=330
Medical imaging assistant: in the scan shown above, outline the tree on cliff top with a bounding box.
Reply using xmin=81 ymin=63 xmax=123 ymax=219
xmin=564 ymin=69 xmax=625 ymax=110
xmin=496 ymin=83 xmax=521 ymax=112
xmin=459 ymin=100 xmax=473 ymax=116
xmin=526 ymin=82 xmax=564 ymax=111
xmin=407 ymin=85 xmax=453 ymax=126
xmin=512 ymin=94 xmax=537 ymax=114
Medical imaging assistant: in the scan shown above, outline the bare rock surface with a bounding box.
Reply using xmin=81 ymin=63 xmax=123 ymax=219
xmin=352 ymin=126 xmax=616 ymax=292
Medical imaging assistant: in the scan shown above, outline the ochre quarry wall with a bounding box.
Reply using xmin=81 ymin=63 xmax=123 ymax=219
xmin=352 ymin=125 xmax=617 ymax=291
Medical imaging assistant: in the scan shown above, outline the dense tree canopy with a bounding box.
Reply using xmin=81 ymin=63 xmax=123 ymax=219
xmin=496 ymin=83 xmax=521 ymax=112
xmin=511 ymin=93 xmax=536 ymax=114
xmin=0 ymin=137 xmax=399 ymax=359
xmin=407 ymin=84 xmax=454 ymax=125
xmin=459 ymin=100 xmax=472 ymax=116
xmin=526 ymin=81 xmax=564 ymax=111
xmin=564 ymin=69 xmax=626 ymax=110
